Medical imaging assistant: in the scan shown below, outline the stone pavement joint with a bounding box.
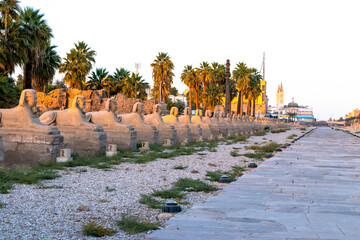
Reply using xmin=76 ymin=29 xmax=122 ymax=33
xmin=147 ymin=127 xmax=360 ymax=240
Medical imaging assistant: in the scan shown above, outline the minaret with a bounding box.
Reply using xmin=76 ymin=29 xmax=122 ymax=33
xmin=276 ymin=82 xmax=284 ymax=109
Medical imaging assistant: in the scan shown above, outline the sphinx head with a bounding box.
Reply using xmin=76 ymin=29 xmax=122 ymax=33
xmin=153 ymin=104 xmax=162 ymax=115
xmin=213 ymin=112 xmax=219 ymax=118
xmin=170 ymin=107 xmax=179 ymax=116
xmin=105 ymin=99 xmax=117 ymax=113
xmin=19 ymin=89 xmax=38 ymax=114
xmin=73 ymin=95 xmax=86 ymax=114
xmin=226 ymin=113 xmax=232 ymax=118
xmin=220 ymin=111 xmax=226 ymax=118
xmin=205 ymin=110 xmax=212 ymax=118
xmin=132 ymin=102 xmax=143 ymax=114
xmin=184 ymin=107 xmax=191 ymax=116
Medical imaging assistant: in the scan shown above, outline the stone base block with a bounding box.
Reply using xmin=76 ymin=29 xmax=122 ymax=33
xmin=157 ymin=126 xmax=176 ymax=145
xmin=0 ymin=128 xmax=64 ymax=167
xmin=56 ymin=156 xmax=73 ymax=163
xmin=134 ymin=127 xmax=159 ymax=145
xmin=188 ymin=125 xmax=202 ymax=142
xmin=103 ymin=127 xmax=136 ymax=151
xmin=56 ymin=126 xmax=106 ymax=157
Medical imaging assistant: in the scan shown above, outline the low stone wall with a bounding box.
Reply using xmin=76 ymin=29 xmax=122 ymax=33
xmin=36 ymin=89 xmax=157 ymax=115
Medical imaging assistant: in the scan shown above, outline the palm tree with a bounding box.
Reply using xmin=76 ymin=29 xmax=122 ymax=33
xmin=18 ymin=7 xmax=53 ymax=89
xmin=198 ymin=61 xmax=212 ymax=109
xmin=110 ymin=67 xmax=130 ymax=94
xmin=59 ymin=41 xmax=96 ymax=89
xmin=232 ymin=62 xmax=251 ymax=115
xmin=203 ymin=84 xmax=224 ymax=110
xmin=32 ymin=44 xmax=61 ymax=92
xmin=245 ymin=68 xmax=262 ymax=116
xmin=180 ymin=65 xmax=197 ymax=109
xmin=0 ymin=0 xmax=20 ymax=39
xmin=151 ymin=52 xmax=174 ymax=103
xmin=211 ymin=62 xmax=225 ymax=85
xmin=86 ymin=68 xmax=109 ymax=90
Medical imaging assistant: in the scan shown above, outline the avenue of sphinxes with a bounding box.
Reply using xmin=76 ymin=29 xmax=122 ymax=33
xmin=0 ymin=90 xmax=290 ymax=167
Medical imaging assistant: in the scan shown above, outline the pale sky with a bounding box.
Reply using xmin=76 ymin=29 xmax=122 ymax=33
xmin=16 ymin=0 xmax=360 ymax=120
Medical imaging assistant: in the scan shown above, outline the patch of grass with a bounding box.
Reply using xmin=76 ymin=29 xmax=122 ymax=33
xmin=117 ymin=215 xmax=159 ymax=234
xmin=300 ymin=127 xmax=306 ymax=131
xmin=0 ymin=201 xmax=5 ymax=208
xmin=253 ymin=131 xmax=267 ymax=136
xmin=173 ymin=165 xmax=188 ymax=170
xmin=208 ymin=163 xmax=217 ymax=167
xmin=139 ymin=194 xmax=165 ymax=209
xmin=264 ymin=125 xmax=270 ymax=131
xmin=82 ymin=222 xmax=116 ymax=237
xmin=105 ymin=186 xmax=116 ymax=192
xmin=287 ymin=134 xmax=297 ymax=139
xmin=174 ymin=178 xmax=217 ymax=193
xmin=270 ymin=129 xmax=287 ymax=133
xmin=243 ymin=152 xmax=264 ymax=160
xmin=191 ymin=170 xmax=199 ymax=174
xmin=206 ymin=166 xmax=245 ymax=182
xmin=36 ymin=184 xmax=63 ymax=189
xmin=152 ymin=188 xmax=185 ymax=199
xmin=230 ymin=150 xmax=241 ymax=157
xmin=198 ymin=153 xmax=207 ymax=155
xmin=243 ymin=142 xmax=281 ymax=160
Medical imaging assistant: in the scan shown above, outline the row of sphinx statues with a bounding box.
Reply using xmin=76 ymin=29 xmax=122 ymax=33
xmin=0 ymin=89 xmax=289 ymax=167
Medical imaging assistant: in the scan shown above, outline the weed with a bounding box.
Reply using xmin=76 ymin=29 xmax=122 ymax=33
xmin=208 ymin=163 xmax=217 ymax=167
xmin=243 ymin=152 xmax=264 ymax=160
xmin=139 ymin=194 xmax=165 ymax=209
xmin=105 ymin=186 xmax=116 ymax=192
xmin=230 ymin=150 xmax=240 ymax=157
xmin=173 ymin=165 xmax=188 ymax=170
xmin=264 ymin=126 xmax=270 ymax=131
xmin=82 ymin=222 xmax=116 ymax=237
xmin=0 ymin=201 xmax=5 ymax=208
xmin=253 ymin=131 xmax=267 ymax=136
xmin=174 ymin=178 xmax=217 ymax=192
xmin=243 ymin=143 xmax=281 ymax=160
xmin=287 ymin=134 xmax=297 ymax=139
xmin=270 ymin=129 xmax=287 ymax=133
xmin=198 ymin=153 xmax=207 ymax=155
xmin=117 ymin=215 xmax=159 ymax=234
xmin=191 ymin=170 xmax=199 ymax=174
xmin=152 ymin=188 xmax=185 ymax=199
xmin=36 ymin=184 xmax=63 ymax=189
xmin=232 ymin=147 xmax=241 ymax=150
xmin=300 ymin=127 xmax=306 ymax=131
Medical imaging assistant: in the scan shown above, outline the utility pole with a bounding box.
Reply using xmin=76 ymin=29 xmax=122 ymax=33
xmin=224 ymin=59 xmax=231 ymax=113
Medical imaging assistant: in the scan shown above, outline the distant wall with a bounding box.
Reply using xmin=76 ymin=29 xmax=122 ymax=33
xmin=36 ymin=88 xmax=157 ymax=115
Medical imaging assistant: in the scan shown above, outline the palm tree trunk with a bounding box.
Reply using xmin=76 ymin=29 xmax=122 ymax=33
xmin=158 ymin=80 xmax=162 ymax=103
xmin=236 ymin=91 xmax=241 ymax=115
xmin=252 ymin=100 xmax=256 ymax=117
xmin=4 ymin=12 xmax=8 ymax=40
xmin=23 ymin=58 xmax=33 ymax=89
xmin=195 ymin=90 xmax=199 ymax=109
xmin=247 ymin=101 xmax=251 ymax=116
xmin=189 ymin=88 xmax=192 ymax=109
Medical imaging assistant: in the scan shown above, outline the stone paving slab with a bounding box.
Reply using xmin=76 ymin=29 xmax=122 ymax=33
xmin=148 ymin=127 xmax=360 ymax=240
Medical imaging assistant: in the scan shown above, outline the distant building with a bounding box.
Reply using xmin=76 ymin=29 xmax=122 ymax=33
xmin=345 ymin=108 xmax=360 ymax=119
xmin=168 ymin=94 xmax=187 ymax=106
xmin=276 ymin=82 xmax=284 ymax=109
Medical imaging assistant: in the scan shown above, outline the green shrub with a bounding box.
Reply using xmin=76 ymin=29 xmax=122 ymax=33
xmin=152 ymin=188 xmax=185 ymax=199
xmin=173 ymin=165 xmax=187 ymax=170
xmin=139 ymin=194 xmax=165 ymax=209
xmin=82 ymin=222 xmax=116 ymax=237
xmin=230 ymin=150 xmax=240 ymax=157
xmin=174 ymin=178 xmax=217 ymax=193
xmin=117 ymin=215 xmax=159 ymax=234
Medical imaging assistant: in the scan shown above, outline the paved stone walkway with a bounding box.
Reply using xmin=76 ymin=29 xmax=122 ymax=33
xmin=148 ymin=127 xmax=360 ymax=239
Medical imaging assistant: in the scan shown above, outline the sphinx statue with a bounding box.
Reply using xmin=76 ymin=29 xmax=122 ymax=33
xmin=0 ymin=89 xmax=64 ymax=166
xmin=202 ymin=110 xmax=222 ymax=139
xmin=223 ymin=113 xmax=236 ymax=136
xmin=178 ymin=107 xmax=202 ymax=142
xmin=86 ymin=99 xmax=137 ymax=151
xmin=231 ymin=114 xmax=242 ymax=135
xmin=162 ymin=107 xmax=191 ymax=144
xmin=40 ymin=95 xmax=106 ymax=156
xmin=211 ymin=111 xmax=228 ymax=137
xmin=218 ymin=111 xmax=234 ymax=136
xmin=143 ymin=104 xmax=177 ymax=145
xmin=191 ymin=109 xmax=213 ymax=140
xmin=118 ymin=102 xmax=159 ymax=145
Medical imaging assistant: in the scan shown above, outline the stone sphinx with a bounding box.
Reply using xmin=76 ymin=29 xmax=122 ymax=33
xmin=191 ymin=109 xmax=213 ymax=140
xmin=118 ymin=102 xmax=159 ymax=145
xmin=223 ymin=113 xmax=236 ymax=136
xmin=178 ymin=107 xmax=202 ymax=142
xmin=0 ymin=89 xmax=64 ymax=166
xmin=162 ymin=107 xmax=191 ymax=144
xmin=218 ymin=111 xmax=234 ymax=136
xmin=86 ymin=99 xmax=137 ymax=151
xmin=40 ymin=95 xmax=106 ymax=156
xmin=202 ymin=110 xmax=222 ymax=139
xmin=143 ymin=104 xmax=177 ymax=145
xmin=231 ymin=114 xmax=242 ymax=135
xmin=211 ymin=111 xmax=228 ymax=137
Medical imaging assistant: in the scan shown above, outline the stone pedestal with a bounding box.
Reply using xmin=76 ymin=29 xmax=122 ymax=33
xmin=0 ymin=128 xmax=64 ymax=167
xmin=223 ymin=115 xmax=236 ymax=136
xmin=178 ymin=115 xmax=202 ymax=142
xmin=202 ymin=116 xmax=221 ymax=139
xmin=163 ymin=115 xmax=191 ymax=144
xmin=191 ymin=114 xmax=213 ymax=140
xmin=212 ymin=113 xmax=228 ymax=137
xmin=143 ymin=108 xmax=177 ymax=145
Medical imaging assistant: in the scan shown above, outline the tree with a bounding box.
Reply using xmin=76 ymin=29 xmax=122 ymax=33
xmin=203 ymin=84 xmax=224 ymax=110
xmin=0 ymin=74 xmax=20 ymax=107
xmin=32 ymin=44 xmax=61 ymax=92
xmin=151 ymin=52 xmax=174 ymax=103
xmin=18 ymin=7 xmax=53 ymax=89
xmin=232 ymin=62 xmax=251 ymax=115
xmin=170 ymin=87 xmax=178 ymax=96
xmin=180 ymin=65 xmax=197 ymax=109
xmin=0 ymin=0 xmax=20 ymax=39
xmin=122 ymin=72 xmax=149 ymax=100
xmin=59 ymin=41 xmax=96 ymax=89
xmin=245 ymin=68 xmax=262 ymax=116
xmin=198 ymin=61 xmax=212 ymax=110
xmin=86 ymin=68 xmax=109 ymax=90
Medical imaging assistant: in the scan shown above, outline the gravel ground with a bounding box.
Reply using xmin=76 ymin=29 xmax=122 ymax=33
xmin=0 ymin=127 xmax=306 ymax=240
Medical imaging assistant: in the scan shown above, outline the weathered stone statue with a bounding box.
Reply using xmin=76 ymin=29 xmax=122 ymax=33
xmin=40 ymin=95 xmax=106 ymax=156
xmin=86 ymin=99 xmax=137 ymax=151
xmin=178 ymin=107 xmax=202 ymax=142
xmin=212 ymin=111 xmax=228 ymax=137
xmin=223 ymin=113 xmax=236 ymax=136
xmin=162 ymin=107 xmax=191 ymax=144
xmin=219 ymin=111 xmax=234 ymax=136
xmin=0 ymin=136 xmax=4 ymax=167
xmin=143 ymin=104 xmax=177 ymax=145
xmin=191 ymin=109 xmax=213 ymax=140
xmin=0 ymin=89 xmax=64 ymax=166
xmin=118 ymin=102 xmax=159 ymax=145
xmin=202 ymin=110 xmax=222 ymax=139
xmin=231 ymin=114 xmax=241 ymax=135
